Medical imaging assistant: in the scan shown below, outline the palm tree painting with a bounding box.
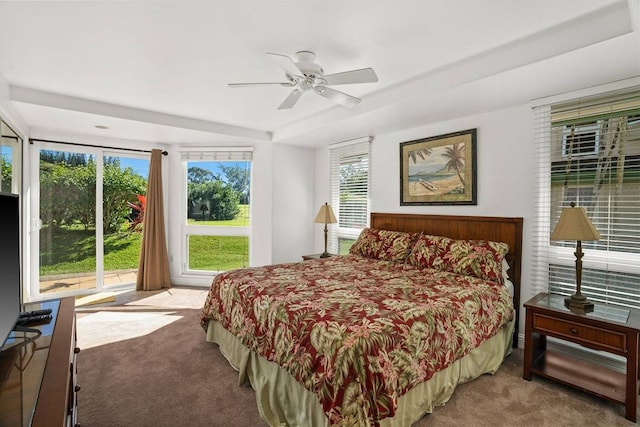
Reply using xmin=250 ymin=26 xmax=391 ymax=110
xmin=408 ymin=147 xmax=432 ymax=163
xmin=400 ymin=129 xmax=477 ymax=205
xmin=442 ymin=143 xmax=466 ymax=187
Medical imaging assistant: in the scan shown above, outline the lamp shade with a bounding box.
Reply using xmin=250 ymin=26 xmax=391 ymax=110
xmin=551 ymin=205 xmax=601 ymax=241
xmin=314 ymin=203 xmax=337 ymax=224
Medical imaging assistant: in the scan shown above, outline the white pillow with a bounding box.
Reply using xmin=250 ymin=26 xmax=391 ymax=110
xmin=502 ymin=258 xmax=510 ymax=283
xmin=502 ymin=259 xmax=514 ymax=296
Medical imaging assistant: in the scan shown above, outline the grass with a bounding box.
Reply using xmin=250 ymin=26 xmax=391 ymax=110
xmin=39 ymin=206 xmax=365 ymax=276
xmin=187 ymin=204 xmax=249 ymax=226
xmin=39 ymin=226 xmax=143 ymax=276
xmin=339 ymin=238 xmax=356 ymax=255
xmin=188 ymin=235 xmax=248 ymax=271
xmin=39 ymin=217 xmax=250 ymax=276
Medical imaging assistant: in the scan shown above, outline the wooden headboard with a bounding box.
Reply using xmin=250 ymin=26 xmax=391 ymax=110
xmin=370 ymin=212 xmax=523 ymax=347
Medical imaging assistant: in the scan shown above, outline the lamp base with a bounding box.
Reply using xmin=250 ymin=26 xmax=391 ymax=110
xmin=564 ymin=293 xmax=594 ymax=313
xmin=319 ymin=252 xmax=331 ymax=258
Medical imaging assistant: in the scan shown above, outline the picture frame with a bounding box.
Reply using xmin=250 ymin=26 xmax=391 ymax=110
xmin=400 ymin=128 xmax=477 ymax=205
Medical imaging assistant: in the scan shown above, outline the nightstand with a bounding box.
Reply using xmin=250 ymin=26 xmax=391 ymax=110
xmin=302 ymin=253 xmax=336 ymax=261
xmin=523 ymin=293 xmax=640 ymax=422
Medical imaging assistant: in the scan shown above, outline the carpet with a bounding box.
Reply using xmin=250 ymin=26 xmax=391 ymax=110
xmin=76 ymin=287 xmax=638 ymax=426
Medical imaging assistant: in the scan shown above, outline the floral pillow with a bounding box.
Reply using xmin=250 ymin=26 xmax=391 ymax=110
xmin=408 ymin=234 xmax=510 ymax=284
xmin=406 ymin=234 xmax=454 ymax=271
xmin=349 ymin=228 xmax=417 ymax=262
xmin=442 ymin=239 xmax=510 ymax=284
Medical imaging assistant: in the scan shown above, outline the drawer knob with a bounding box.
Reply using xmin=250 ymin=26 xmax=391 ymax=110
xmin=75 ymin=385 xmax=81 ymax=392
xmin=74 ymin=347 xmax=81 ymax=354
xmin=570 ymin=328 xmax=578 ymax=335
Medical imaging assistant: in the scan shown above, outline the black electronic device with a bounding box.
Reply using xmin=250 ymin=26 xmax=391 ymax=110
xmin=15 ymin=314 xmax=52 ymax=327
xmin=0 ymin=192 xmax=20 ymax=352
xmin=19 ymin=309 xmax=53 ymax=319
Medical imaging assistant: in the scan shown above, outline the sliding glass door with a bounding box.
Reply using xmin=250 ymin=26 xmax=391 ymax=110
xmin=101 ymin=153 xmax=149 ymax=287
xmin=31 ymin=141 xmax=149 ymax=299
xmin=37 ymin=147 xmax=98 ymax=296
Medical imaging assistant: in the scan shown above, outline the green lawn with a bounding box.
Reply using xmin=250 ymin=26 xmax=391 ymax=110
xmin=339 ymin=238 xmax=356 ymax=255
xmin=188 ymin=235 xmax=248 ymax=271
xmin=39 ymin=226 xmax=143 ymax=276
xmin=39 ymin=214 xmax=250 ymax=276
xmin=187 ymin=204 xmax=249 ymax=226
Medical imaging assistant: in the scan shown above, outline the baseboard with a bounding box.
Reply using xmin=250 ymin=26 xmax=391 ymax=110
xmin=171 ymin=276 xmax=214 ymax=287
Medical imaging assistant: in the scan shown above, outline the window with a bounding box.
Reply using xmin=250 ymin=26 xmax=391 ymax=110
xmin=328 ymin=137 xmax=371 ymax=254
xmin=561 ymin=121 xmax=600 ymax=157
xmin=1 ymin=120 xmax=21 ymax=194
xmin=533 ymin=86 xmax=640 ymax=308
xmin=181 ymin=149 xmax=252 ymax=273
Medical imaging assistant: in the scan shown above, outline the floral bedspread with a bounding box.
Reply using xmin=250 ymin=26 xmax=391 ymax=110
xmin=200 ymin=255 xmax=513 ymax=426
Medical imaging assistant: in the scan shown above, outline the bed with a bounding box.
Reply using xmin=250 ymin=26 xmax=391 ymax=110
xmin=200 ymin=213 xmax=523 ymax=426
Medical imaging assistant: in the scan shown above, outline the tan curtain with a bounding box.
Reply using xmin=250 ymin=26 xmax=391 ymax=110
xmin=136 ymin=149 xmax=171 ymax=290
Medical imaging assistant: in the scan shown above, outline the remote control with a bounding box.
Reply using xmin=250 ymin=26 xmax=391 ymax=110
xmin=19 ymin=308 xmax=53 ymax=318
xmin=16 ymin=314 xmax=53 ymax=326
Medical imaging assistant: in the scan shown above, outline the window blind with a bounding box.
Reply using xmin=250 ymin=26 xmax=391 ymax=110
xmin=328 ymin=137 xmax=371 ymax=254
xmin=180 ymin=147 xmax=253 ymax=162
xmin=532 ymin=86 xmax=640 ymax=308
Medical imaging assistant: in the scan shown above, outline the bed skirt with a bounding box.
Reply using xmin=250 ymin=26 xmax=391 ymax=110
xmin=206 ymin=318 xmax=515 ymax=426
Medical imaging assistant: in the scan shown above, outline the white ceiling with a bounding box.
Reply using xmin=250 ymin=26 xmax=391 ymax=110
xmin=0 ymin=0 xmax=639 ymax=147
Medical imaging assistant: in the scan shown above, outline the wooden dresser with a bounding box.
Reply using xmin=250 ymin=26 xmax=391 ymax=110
xmin=0 ymin=297 xmax=80 ymax=426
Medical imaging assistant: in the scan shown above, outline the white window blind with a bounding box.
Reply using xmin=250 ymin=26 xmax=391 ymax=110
xmin=328 ymin=137 xmax=371 ymax=254
xmin=180 ymin=147 xmax=253 ymax=162
xmin=532 ymin=86 xmax=640 ymax=308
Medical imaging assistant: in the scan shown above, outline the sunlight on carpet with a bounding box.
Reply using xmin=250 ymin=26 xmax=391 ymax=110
xmin=76 ymin=311 xmax=183 ymax=349
xmin=75 ymin=293 xmax=117 ymax=307
xmin=124 ymin=288 xmax=208 ymax=309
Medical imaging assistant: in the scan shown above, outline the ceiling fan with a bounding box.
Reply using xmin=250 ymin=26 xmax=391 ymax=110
xmin=228 ymin=51 xmax=378 ymax=110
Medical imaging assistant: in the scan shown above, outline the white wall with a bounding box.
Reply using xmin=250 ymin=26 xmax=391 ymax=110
xmin=315 ymin=104 xmax=536 ymax=335
xmin=371 ymin=105 xmax=533 ymax=217
xmin=0 ymin=73 xmax=28 ymax=136
xmin=271 ymin=143 xmax=316 ymax=264
xmin=314 ymin=147 xmax=331 ymax=254
xmin=251 ymin=143 xmax=275 ymax=266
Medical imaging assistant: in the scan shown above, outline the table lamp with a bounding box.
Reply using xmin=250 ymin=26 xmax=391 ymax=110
xmin=550 ymin=202 xmax=601 ymax=312
xmin=314 ymin=202 xmax=337 ymax=258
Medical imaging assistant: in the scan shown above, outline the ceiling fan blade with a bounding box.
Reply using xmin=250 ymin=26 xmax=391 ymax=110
xmin=267 ymin=53 xmax=303 ymax=77
xmin=278 ymin=89 xmax=304 ymax=110
xmin=314 ymin=86 xmax=361 ymax=108
xmin=323 ymin=68 xmax=378 ymax=85
xmin=228 ymin=82 xmax=293 ymax=88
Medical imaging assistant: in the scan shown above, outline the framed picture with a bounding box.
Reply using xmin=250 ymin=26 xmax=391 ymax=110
xmin=400 ymin=128 xmax=477 ymax=205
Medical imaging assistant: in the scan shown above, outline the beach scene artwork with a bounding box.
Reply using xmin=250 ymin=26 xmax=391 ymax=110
xmin=400 ymin=129 xmax=476 ymax=205
xmin=407 ymin=144 xmax=466 ymax=197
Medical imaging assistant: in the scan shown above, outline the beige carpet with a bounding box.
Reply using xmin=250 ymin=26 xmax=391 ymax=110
xmin=76 ymin=286 xmax=638 ymax=426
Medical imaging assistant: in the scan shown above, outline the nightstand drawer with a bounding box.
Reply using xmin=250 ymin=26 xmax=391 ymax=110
xmin=533 ymin=313 xmax=627 ymax=353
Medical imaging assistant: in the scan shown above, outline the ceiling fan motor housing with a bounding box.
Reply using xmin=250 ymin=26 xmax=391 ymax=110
xmin=294 ymin=51 xmax=326 ymax=85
